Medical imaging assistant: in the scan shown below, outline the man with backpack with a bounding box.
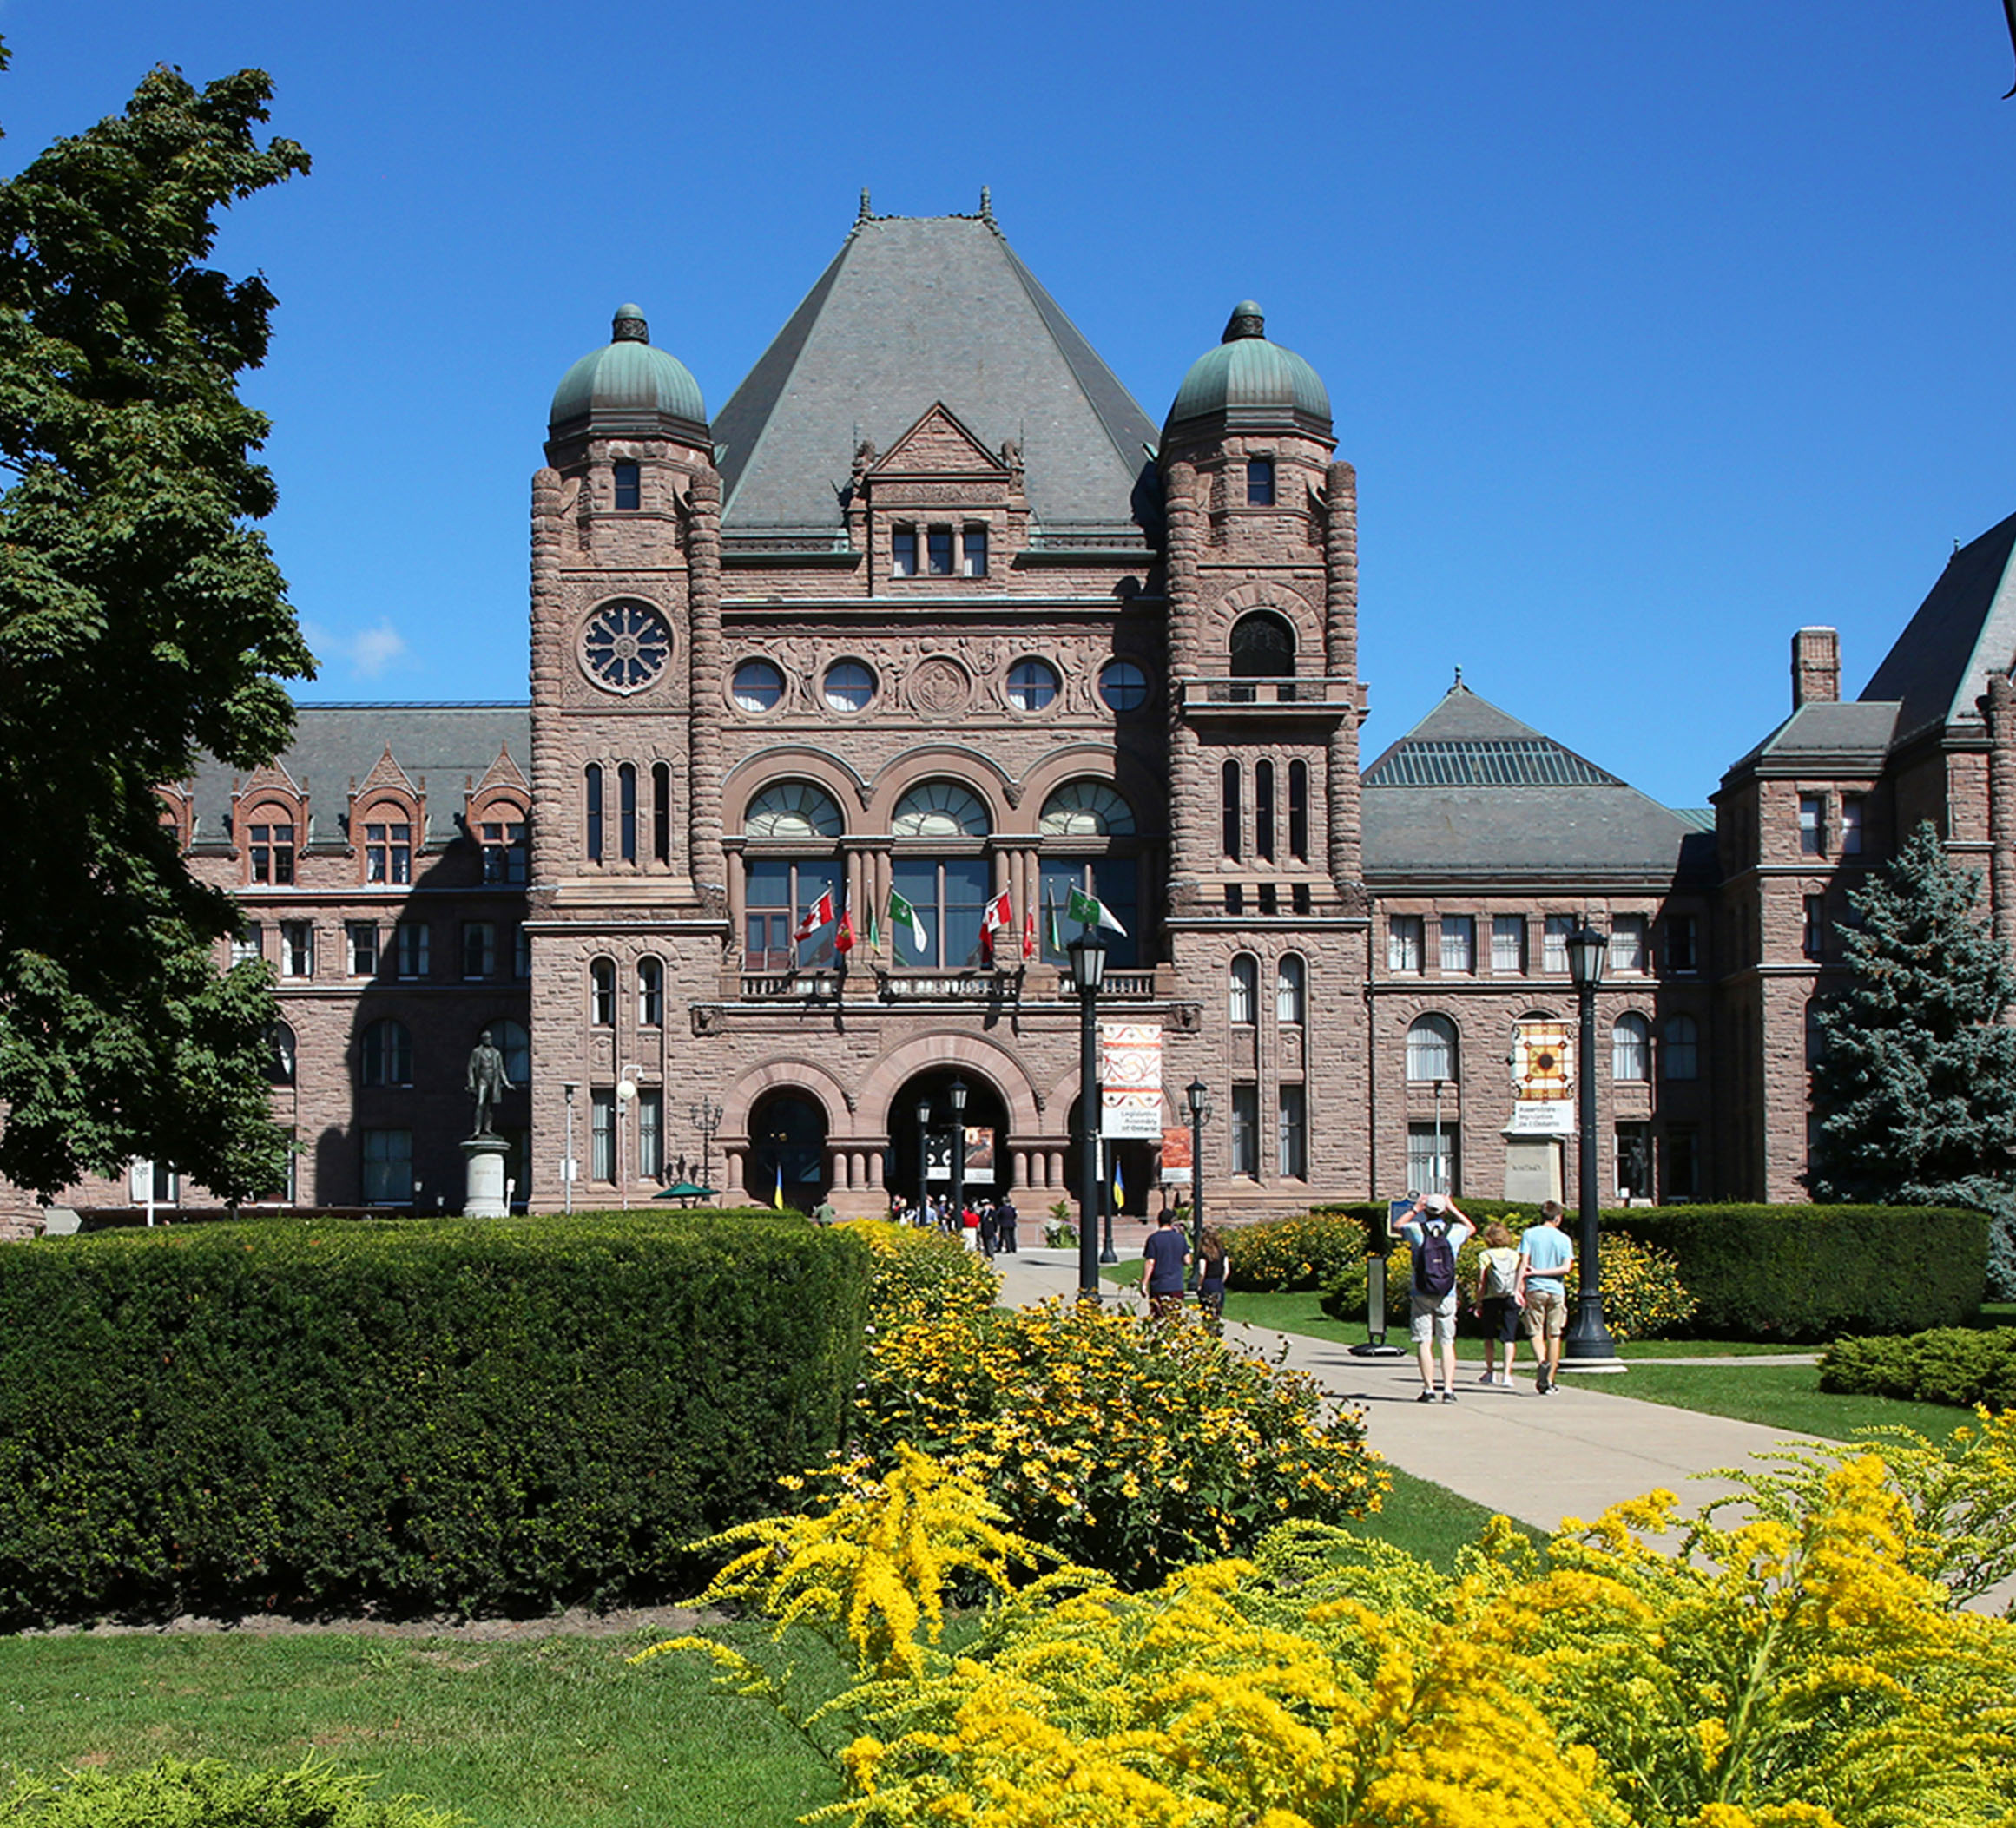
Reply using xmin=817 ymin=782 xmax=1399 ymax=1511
xmin=1396 ymin=1191 xmax=1473 ymax=1404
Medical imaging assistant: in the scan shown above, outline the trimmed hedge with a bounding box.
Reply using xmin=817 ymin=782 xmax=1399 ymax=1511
xmin=1604 ymin=1205 xmax=1986 ymax=1344
xmin=0 ymin=1209 xmax=866 ymax=1625
xmin=1819 ymin=1328 xmax=2016 ymax=1410
xmin=0 ymin=1759 xmax=456 ymax=1827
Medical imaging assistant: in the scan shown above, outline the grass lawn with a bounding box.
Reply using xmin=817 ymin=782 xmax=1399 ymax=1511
xmin=1347 ymin=1467 xmax=1540 ymax=1568
xmin=0 ymin=1626 xmax=839 ymax=1828
xmin=1565 ymin=1362 xmax=1980 ymax=1443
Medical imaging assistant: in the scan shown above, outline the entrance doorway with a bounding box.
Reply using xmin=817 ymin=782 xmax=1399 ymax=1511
xmin=1064 ymin=1093 xmax=1159 ymax=1225
xmin=749 ymin=1091 xmax=827 ymax=1210
xmin=889 ymin=1070 xmax=1011 ymax=1213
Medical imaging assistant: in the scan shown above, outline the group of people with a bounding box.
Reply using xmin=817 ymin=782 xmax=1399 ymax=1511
xmin=1136 ymin=1208 xmax=1230 ymax=1322
xmin=887 ymin=1190 xmax=1020 ymax=1255
xmin=1395 ymin=1193 xmax=1577 ymax=1401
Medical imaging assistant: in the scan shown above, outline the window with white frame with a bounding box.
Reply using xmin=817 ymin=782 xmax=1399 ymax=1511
xmin=1406 ymin=1015 xmax=1457 ymax=1082
xmin=1799 ymin=793 xmax=1825 ymax=856
xmin=481 ymin=815 xmax=529 ymax=884
xmin=1440 ymin=916 xmax=1475 ymax=975
xmin=360 ymin=1018 xmax=413 ymax=1088
xmin=590 ymin=958 xmax=616 ymax=1027
xmin=1803 ymin=894 xmax=1827 ymax=960
xmin=1662 ymin=1014 xmax=1699 ymax=1081
xmin=638 ymin=957 xmax=664 ymax=1027
xmin=231 ymin=924 xmax=265 ymax=968
xmin=365 ymin=817 xmax=412 ymax=884
xmin=961 ymin=526 xmax=988 ymax=577
xmin=1609 ymin=916 xmax=1648 ymax=974
xmin=590 ymin=1089 xmax=616 ymax=1181
xmin=1276 ymin=954 xmax=1306 ymax=1024
xmin=1407 ymin=1122 xmax=1456 ymax=1196
xmin=247 ymin=816 xmax=295 ymax=885
xmin=638 ymin=1088 xmax=663 ymax=1180
xmin=1543 ymin=915 xmax=1574 ymax=974
xmin=1841 ymin=795 xmax=1864 ymax=856
xmin=1277 ymin=1083 xmax=1307 ymax=1179
xmin=1388 ymin=915 xmax=1424 ymax=974
xmin=1491 ymin=916 xmax=1525 ymax=974
xmin=1611 ymin=1013 xmax=1651 ymax=1082
xmin=1229 ymin=955 xmax=1258 ymax=1025
xmin=280 ymin=921 xmax=313 ymax=979
xmin=347 ymin=922 xmax=379 ymax=977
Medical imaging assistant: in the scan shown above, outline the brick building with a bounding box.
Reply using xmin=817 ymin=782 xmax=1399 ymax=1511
xmin=10 ymin=200 xmax=2016 ymax=1231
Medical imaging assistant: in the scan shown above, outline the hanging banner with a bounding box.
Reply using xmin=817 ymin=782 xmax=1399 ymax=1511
xmin=1099 ymin=1022 xmax=1165 ymax=1139
xmin=1159 ymin=1124 xmax=1192 ymax=1186
xmin=963 ymin=1125 xmax=996 ymax=1186
xmin=1511 ymin=1020 xmax=1573 ymax=1101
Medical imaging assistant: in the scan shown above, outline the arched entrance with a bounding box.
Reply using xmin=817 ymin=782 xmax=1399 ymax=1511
xmin=749 ymin=1090 xmax=828 ymax=1210
xmin=890 ymin=1069 xmax=1011 ymax=1213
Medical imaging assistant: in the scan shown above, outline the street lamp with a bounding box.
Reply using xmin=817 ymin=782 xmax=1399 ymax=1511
xmin=916 ymin=1100 xmax=933 ymax=1220
xmin=1067 ymin=924 xmax=1108 ymax=1302
xmin=1184 ymin=1078 xmax=1209 ymax=1290
xmin=1563 ymin=921 xmax=1623 ymax=1366
xmin=562 ymin=1082 xmax=577 ymax=1215
xmin=946 ymin=1075 xmax=968 ymax=1235
xmin=616 ymin=1074 xmax=637 ymax=1210
xmin=690 ymin=1095 xmax=722 ymax=1199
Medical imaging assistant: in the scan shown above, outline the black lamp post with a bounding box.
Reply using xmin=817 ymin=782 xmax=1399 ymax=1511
xmin=916 ymin=1101 xmax=932 ymax=1220
xmin=946 ymin=1075 xmax=968 ymax=1235
xmin=1563 ymin=920 xmax=1622 ymax=1364
xmin=1184 ymin=1078 xmax=1209 ymax=1290
xmin=1067 ymin=924 xmax=1108 ymax=1302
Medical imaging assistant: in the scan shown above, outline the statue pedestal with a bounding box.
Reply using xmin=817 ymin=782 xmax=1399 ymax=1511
xmin=462 ymin=1134 xmax=511 ymax=1218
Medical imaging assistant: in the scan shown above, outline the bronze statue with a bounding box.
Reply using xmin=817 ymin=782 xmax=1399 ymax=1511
xmin=466 ymin=1029 xmax=511 ymax=1135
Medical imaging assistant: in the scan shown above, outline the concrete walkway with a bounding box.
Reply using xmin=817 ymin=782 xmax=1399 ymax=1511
xmin=985 ymin=1246 xmax=2015 ymax=1614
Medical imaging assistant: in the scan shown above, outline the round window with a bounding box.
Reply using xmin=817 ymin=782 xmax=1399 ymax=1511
xmin=823 ymin=661 xmax=875 ymax=713
xmin=732 ymin=659 xmax=785 ymax=712
xmin=1098 ymin=659 xmax=1150 ymax=712
xmin=1007 ymin=659 xmax=1060 ymax=713
xmin=580 ymin=600 xmax=673 ymax=695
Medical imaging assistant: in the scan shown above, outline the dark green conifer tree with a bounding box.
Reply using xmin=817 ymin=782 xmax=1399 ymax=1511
xmin=1810 ymin=820 xmax=2016 ymax=1296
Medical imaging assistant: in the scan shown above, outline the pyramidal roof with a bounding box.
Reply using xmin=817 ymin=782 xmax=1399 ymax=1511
xmin=1859 ymin=510 xmax=2016 ymax=743
xmin=712 ymin=208 xmax=1159 ymax=543
xmin=1363 ymin=680 xmax=1621 ymax=788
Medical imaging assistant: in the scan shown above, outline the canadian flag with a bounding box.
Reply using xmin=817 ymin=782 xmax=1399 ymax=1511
xmin=979 ymin=890 xmax=1012 ymax=958
xmin=793 ymin=890 xmax=835 ymax=944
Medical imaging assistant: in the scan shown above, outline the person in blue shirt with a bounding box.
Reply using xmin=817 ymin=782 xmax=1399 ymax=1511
xmin=1137 ymin=1208 xmax=1189 ymax=1318
xmin=1514 ymin=1200 xmax=1577 ymax=1394
xmin=1394 ymin=1192 xmax=1474 ymax=1404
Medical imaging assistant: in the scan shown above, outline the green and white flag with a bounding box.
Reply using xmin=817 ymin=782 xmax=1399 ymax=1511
xmin=1044 ymin=887 xmax=1064 ymax=957
xmin=1065 ymin=884 xmax=1127 ymax=937
xmin=886 ymin=889 xmax=928 ymax=955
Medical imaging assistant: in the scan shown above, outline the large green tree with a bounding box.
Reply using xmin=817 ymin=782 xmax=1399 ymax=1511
xmin=0 ymin=49 xmax=313 ymax=1200
xmin=1810 ymin=819 xmax=2016 ymax=1296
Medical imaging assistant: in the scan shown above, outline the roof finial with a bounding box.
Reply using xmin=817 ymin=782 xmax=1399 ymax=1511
xmin=858 ymin=187 xmax=872 ymax=223
xmin=979 ymin=184 xmax=993 ymax=224
xmin=1222 ymin=300 xmax=1265 ymax=342
xmin=612 ymin=302 xmax=648 ymax=344
xmin=1453 ymin=665 xmax=1464 ymax=688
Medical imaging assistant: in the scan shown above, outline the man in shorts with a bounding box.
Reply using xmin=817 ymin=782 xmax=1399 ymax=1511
xmin=1514 ymin=1200 xmax=1576 ymax=1394
xmin=1394 ymin=1192 xmax=1474 ymax=1403
xmin=1138 ymin=1207 xmax=1189 ymax=1318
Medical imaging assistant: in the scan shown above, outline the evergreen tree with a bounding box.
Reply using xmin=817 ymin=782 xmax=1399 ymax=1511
xmin=1810 ymin=820 xmax=2016 ymax=1295
xmin=0 ymin=49 xmax=313 ymax=1200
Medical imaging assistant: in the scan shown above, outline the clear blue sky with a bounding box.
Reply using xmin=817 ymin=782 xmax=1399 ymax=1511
xmin=6 ymin=1 xmax=2015 ymax=809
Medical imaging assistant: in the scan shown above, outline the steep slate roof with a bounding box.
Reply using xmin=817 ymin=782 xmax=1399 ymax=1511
xmin=186 ymin=704 xmax=531 ymax=846
xmin=711 ymin=211 xmax=1160 ymax=544
xmin=1362 ymin=682 xmax=1703 ymax=880
xmin=1724 ymin=700 xmax=1901 ymax=775
xmin=1859 ymin=510 xmax=2016 ymax=743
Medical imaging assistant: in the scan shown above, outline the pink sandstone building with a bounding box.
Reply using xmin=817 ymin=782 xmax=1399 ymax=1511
xmin=10 ymin=201 xmax=2016 ymax=1231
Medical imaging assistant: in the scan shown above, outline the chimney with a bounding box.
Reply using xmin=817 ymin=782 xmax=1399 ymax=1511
xmin=1793 ymin=627 xmax=1840 ymax=710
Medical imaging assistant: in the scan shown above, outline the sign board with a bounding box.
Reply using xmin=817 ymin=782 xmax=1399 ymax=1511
xmin=926 ymin=1127 xmax=996 ymax=1182
xmin=1511 ymin=1020 xmax=1573 ymax=1101
xmin=1099 ymin=1022 xmax=1165 ymax=1139
xmin=1159 ymin=1124 xmax=1192 ymax=1185
xmin=1505 ymin=1101 xmax=1575 ymax=1136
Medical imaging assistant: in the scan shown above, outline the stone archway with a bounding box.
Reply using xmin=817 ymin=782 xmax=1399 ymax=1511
xmin=748 ymin=1089 xmax=828 ymax=1211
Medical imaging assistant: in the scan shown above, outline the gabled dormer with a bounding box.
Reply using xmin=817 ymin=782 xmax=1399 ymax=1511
xmin=466 ymin=744 xmax=532 ymax=885
xmin=230 ymin=762 xmax=310 ymax=886
xmin=348 ymin=746 xmax=425 ymax=886
xmin=851 ymin=401 xmax=1029 ymax=590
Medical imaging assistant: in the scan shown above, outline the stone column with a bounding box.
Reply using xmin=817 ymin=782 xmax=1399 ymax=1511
xmin=1984 ymin=672 xmax=2016 ymax=950
xmin=687 ymin=467 xmax=727 ymax=898
xmin=1324 ymin=459 xmax=1363 ymax=892
xmin=528 ymin=467 xmax=568 ymax=886
xmin=1163 ymin=459 xmax=1209 ymax=892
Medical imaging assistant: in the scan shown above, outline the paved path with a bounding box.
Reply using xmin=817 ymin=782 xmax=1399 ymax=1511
xmin=986 ymin=1246 xmax=2015 ymax=1614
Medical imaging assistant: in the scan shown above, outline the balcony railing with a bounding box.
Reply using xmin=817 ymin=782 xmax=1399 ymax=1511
xmin=1179 ymin=676 xmax=1357 ymax=711
xmin=734 ymin=966 xmax=1166 ymax=1003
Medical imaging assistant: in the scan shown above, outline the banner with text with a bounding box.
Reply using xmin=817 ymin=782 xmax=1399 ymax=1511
xmin=1099 ymin=1022 xmax=1165 ymax=1139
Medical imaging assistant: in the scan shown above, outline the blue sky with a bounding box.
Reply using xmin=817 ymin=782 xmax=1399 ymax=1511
xmin=5 ymin=1 xmax=2015 ymax=808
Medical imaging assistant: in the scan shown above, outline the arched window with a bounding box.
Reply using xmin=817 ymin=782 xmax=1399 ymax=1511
xmin=1230 ymin=609 xmax=1296 ymax=677
xmin=745 ymin=781 xmax=844 ymax=838
xmin=893 ymin=780 xmax=991 ymax=838
xmin=359 ymin=1018 xmax=412 ymax=1088
xmin=360 ymin=806 xmax=412 ymax=885
xmin=638 ymin=957 xmax=664 ymax=1027
xmin=651 ymin=761 xmax=671 ymax=864
xmin=1229 ymin=955 xmax=1259 ymax=1025
xmin=1255 ymin=759 xmax=1275 ymax=861
xmin=246 ymin=806 xmax=296 ymax=885
xmin=590 ymin=958 xmax=616 ymax=1028
xmin=268 ymin=1020 xmax=297 ymax=1087
xmin=492 ymin=1018 xmax=530 ymax=1086
xmin=585 ymin=764 xmax=603 ymax=864
xmin=478 ymin=805 xmax=529 ymax=884
xmin=1407 ymin=1016 xmax=1457 ymax=1082
xmin=1288 ymin=760 xmax=1309 ymax=861
xmin=1276 ymin=954 xmax=1306 ymax=1025
xmin=1662 ymin=1014 xmax=1699 ymax=1082
xmin=1222 ymin=761 xmax=1242 ymax=861
xmin=1612 ymin=1013 xmax=1651 ymax=1082
xmin=618 ymin=763 xmax=637 ymax=864
xmin=1040 ymin=780 xmax=1136 ymax=837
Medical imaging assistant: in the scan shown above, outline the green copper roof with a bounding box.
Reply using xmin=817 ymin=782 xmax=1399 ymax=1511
xmin=550 ymin=306 xmax=707 ymax=434
xmin=1166 ymin=301 xmax=1330 ymax=431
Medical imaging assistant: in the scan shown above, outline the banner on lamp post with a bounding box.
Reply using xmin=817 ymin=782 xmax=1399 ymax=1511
xmin=1098 ymin=1022 xmax=1164 ymax=1139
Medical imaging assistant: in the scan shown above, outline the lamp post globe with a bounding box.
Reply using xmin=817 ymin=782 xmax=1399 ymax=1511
xmin=1067 ymin=926 xmax=1108 ymax=1301
xmin=1563 ymin=922 xmax=1623 ymax=1366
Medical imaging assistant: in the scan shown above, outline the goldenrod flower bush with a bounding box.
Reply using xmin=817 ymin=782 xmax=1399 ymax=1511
xmin=647 ymin=1417 xmax=2016 ymax=1828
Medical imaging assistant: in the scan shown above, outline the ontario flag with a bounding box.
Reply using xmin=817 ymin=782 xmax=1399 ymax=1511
xmin=833 ymin=902 xmax=856 ymax=956
xmin=979 ymin=891 xmax=1012 ymax=960
xmin=1022 ymin=907 xmax=1037 ymax=963
xmin=792 ymin=889 xmax=836 ymax=945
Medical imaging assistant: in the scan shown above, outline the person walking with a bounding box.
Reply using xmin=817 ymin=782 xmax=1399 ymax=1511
xmin=1395 ymin=1192 xmax=1473 ymax=1403
xmin=1473 ymin=1222 xmax=1524 ymax=1386
xmin=1196 ymin=1224 xmax=1230 ymax=1327
xmin=1514 ymin=1200 xmax=1576 ymax=1394
xmin=1137 ymin=1208 xmax=1189 ymax=1318
xmin=995 ymin=1194 xmax=1018 ymax=1253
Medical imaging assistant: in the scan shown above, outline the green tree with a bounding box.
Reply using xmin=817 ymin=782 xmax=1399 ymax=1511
xmin=0 ymin=49 xmax=313 ymax=1201
xmin=1810 ymin=819 xmax=2016 ymax=1296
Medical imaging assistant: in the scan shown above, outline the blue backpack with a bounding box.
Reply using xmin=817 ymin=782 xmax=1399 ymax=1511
xmin=1413 ymin=1220 xmax=1458 ymax=1299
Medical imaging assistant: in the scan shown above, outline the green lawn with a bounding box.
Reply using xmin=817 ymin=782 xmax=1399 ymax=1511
xmin=1565 ymin=1362 xmax=1980 ymax=1443
xmin=0 ymin=1627 xmax=838 ymax=1828
xmin=1347 ymin=1466 xmax=1540 ymax=1568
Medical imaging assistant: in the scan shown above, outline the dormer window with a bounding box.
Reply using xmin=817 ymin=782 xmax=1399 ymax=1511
xmin=892 ymin=527 xmax=918 ymax=576
xmin=613 ymin=461 xmax=640 ymax=510
xmin=927 ymin=527 xmax=954 ymax=575
xmin=248 ymin=818 xmax=295 ymax=885
xmin=1247 ymin=457 xmax=1275 ymax=506
xmin=365 ymin=819 xmax=412 ymax=884
xmin=962 ymin=526 xmax=988 ymax=577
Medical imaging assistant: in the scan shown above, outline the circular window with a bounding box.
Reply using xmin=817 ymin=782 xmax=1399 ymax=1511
xmin=581 ymin=600 xmax=673 ymax=695
xmin=1098 ymin=659 xmax=1150 ymax=712
xmin=822 ymin=661 xmax=875 ymax=713
xmin=732 ymin=659 xmax=785 ymax=712
xmin=1007 ymin=659 xmax=1060 ymax=713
